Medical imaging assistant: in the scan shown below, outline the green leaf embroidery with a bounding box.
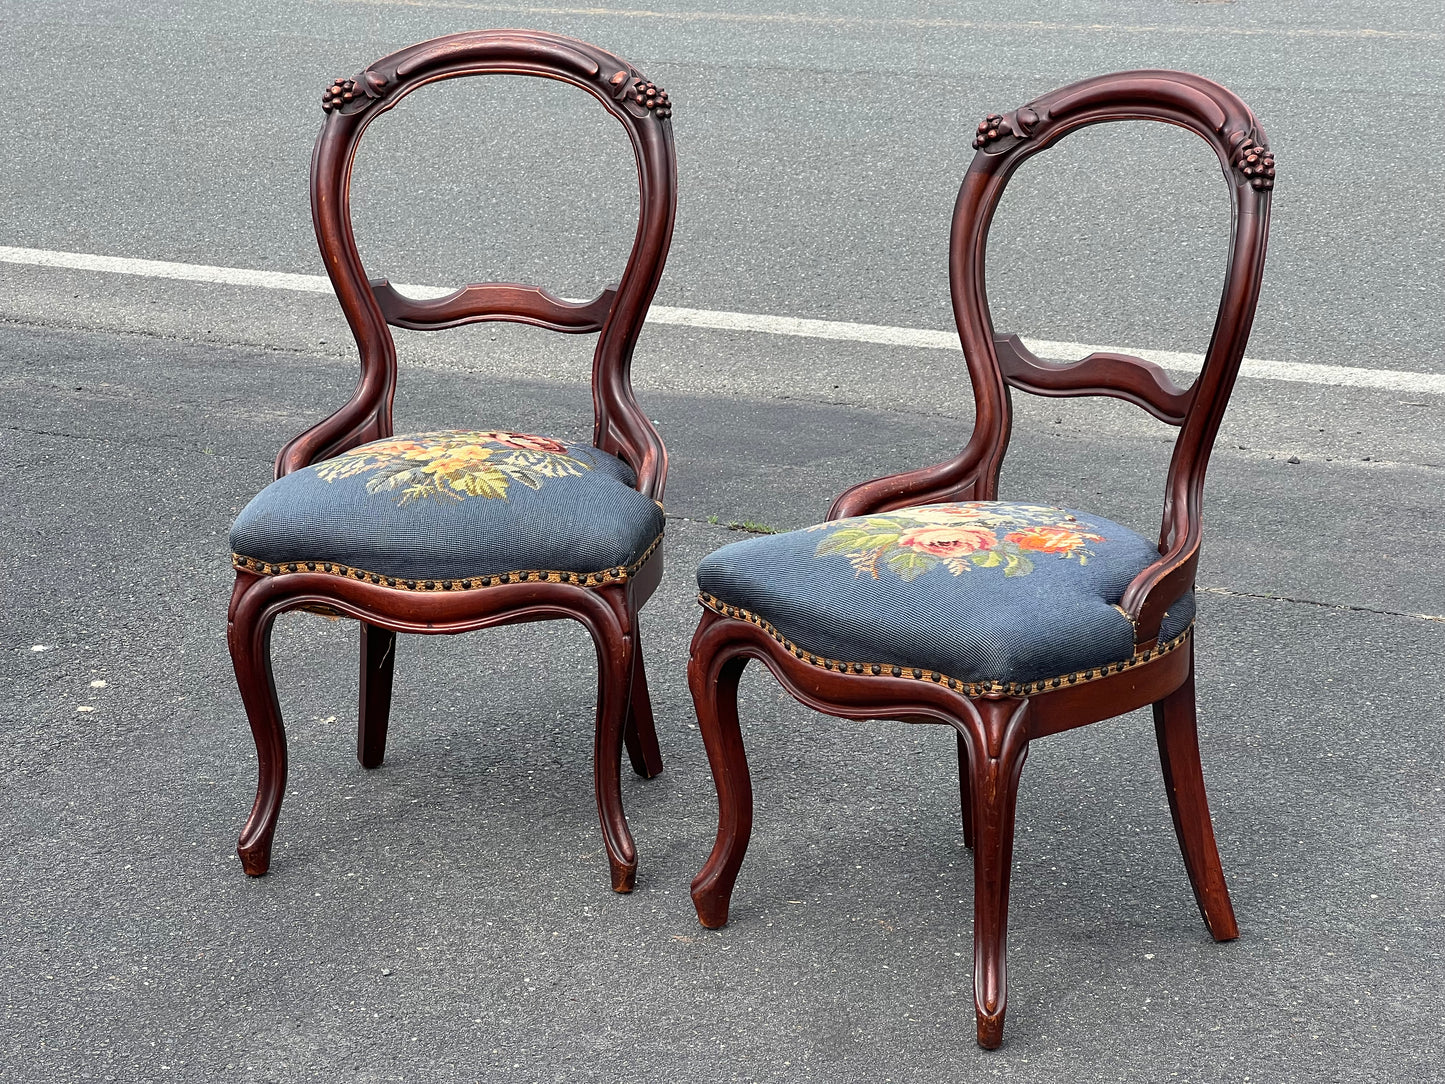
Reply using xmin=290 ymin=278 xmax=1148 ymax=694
xmin=816 ymin=529 xmax=900 ymax=556
xmin=998 ymin=544 xmax=1034 ymax=577
xmin=449 ymin=467 xmax=509 ymax=498
xmin=884 ymin=548 xmax=938 ymax=581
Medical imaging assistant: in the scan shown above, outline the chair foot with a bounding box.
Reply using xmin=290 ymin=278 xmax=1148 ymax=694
xmin=976 ymin=1008 xmax=1006 ymax=1051
xmin=1153 ymin=649 xmax=1238 ymax=942
xmin=689 ymin=653 xmax=752 ymax=929
xmin=610 ymin=857 xmax=638 ymax=894
xmin=691 ymin=888 xmax=731 ymax=929
xmin=238 ymin=839 xmax=273 ymax=877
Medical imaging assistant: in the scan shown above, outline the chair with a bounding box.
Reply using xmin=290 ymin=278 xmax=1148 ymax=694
xmin=685 ymin=71 xmax=1273 ymax=1048
xmin=226 ymin=30 xmax=677 ymax=893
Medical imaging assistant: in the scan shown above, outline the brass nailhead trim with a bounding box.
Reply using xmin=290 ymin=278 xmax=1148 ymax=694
xmin=698 ymin=591 xmax=1193 ymax=698
xmin=233 ymin=533 xmax=663 ymax=593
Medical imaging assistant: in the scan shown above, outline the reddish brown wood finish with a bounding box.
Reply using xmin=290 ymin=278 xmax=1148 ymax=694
xmin=689 ymin=71 xmax=1271 ymax=1048
xmin=228 ymin=30 xmax=676 ymax=891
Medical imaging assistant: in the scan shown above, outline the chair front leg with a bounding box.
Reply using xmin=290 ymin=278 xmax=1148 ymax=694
xmin=961 ymin=698 xmax=1031 ymax=1050
xmin=622 ymin=624 xmax=665 ymax=779
xmin=689 ymin=650 xmax=752 ymax=929
xmin=358 ymin=623 xmax=396 ymax=769
xmin=589 ymin=589 xmax=639 ymax=893
xmin=1153 ymin=643 xmax=1238 ymax=941
xmin=228 ymin=574 xmax=288 ymax=876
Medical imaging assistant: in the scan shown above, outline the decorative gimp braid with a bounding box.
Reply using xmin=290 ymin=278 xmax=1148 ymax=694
xmin=698 ymin=591 xmax=1192 ymax=698
xmin=233 ymin=532 xmax=662 ymax=592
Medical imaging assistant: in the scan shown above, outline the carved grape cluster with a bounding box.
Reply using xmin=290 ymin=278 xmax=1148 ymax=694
xmin=1234 ymin=136 xmax=1275 ymax=190
xmin=973 ymin=113 xmax=1008 ymax=149
xmin=322 ymin=77 xmax=357 ymax=114
xmin=633 ymin=79 xmax=671 ymax=118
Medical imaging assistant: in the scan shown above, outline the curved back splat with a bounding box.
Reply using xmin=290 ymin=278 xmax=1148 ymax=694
xmin=830 ymin=70 xmax=1273 ymax=648
xmin=277 ymin=31 xmax=678 ymax=500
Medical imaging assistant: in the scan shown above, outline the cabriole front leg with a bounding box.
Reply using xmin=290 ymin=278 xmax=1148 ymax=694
xmin=689 ymin=651 xmax=752 ymax=929
xmin=228 ymin=574 xmax=288 ymax=876
xmin=960 ymin=698 xmax=1031 ymax=1050
xmin=588 ymin=599 xmax=639 ymax=893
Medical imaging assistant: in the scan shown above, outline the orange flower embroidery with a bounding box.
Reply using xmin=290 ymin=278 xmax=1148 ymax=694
xmin=1005 ymin=526 xmax=1103 ymax=555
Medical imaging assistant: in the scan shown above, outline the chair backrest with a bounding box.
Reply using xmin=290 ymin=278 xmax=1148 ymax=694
xmin=276 ymin=30 xmax=678 ymax=501
xmin=830 ymin=71 xmax=1272 ymax=647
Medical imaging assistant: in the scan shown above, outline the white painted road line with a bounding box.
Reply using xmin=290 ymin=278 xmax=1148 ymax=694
xmin=331 ymin=0 xmax=1445 ymax=42
xmin=0 ymin=246 xmax=450 ymax=300
xmin=3 ymin=244 xmax=1444 ymax=396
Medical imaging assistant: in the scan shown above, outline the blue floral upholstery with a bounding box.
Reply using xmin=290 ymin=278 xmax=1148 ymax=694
xmin=697 ymin=502 xmax=1193 ymax=694
xmin=231 ymin=430 xmax=663 ymax=589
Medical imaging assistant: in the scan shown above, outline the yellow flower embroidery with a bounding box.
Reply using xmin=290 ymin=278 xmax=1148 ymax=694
xmin=315 ymin=430 xmax=590 ymax=505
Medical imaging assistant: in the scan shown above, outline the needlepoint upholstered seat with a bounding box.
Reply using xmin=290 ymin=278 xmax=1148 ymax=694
xmin=697 ymin=501 xmax=1195 ymax=694
xmin=232 ymin=431 xmax=663 ymax=589
xmin=226 ymin=30 xmax=677 ymax=895
xmin=686 ymin=70 xmax=1273 ymax=1050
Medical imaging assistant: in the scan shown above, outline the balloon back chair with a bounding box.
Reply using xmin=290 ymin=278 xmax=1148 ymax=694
xmin=686 ymin=70 xmax=1272 ymax=1048
xmin=226 ymin=30 xmax=677 ymax=893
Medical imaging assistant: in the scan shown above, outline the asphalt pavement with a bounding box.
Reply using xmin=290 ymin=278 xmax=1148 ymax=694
xmin=2 ymin=1 xmax=1443 ymax=1082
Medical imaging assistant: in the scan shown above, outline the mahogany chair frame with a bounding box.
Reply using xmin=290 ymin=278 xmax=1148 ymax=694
xmin=687 ymin=71 xmax=1273 ymax=1048
xmin=227 ymin=31 xmax=677 ymax=893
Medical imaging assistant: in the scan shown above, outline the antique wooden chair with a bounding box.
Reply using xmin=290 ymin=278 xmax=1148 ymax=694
xmin=226 ymin=31 xmax=677 ymax=893
xmin=686 ymin=71 xmax=1273 ymax=1048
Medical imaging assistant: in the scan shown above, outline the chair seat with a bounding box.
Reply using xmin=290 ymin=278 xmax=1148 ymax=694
xmin=230 ymin=430 xmax=664 ymax=589
xmin=697 ymin=501 xmax=1193 ymax=693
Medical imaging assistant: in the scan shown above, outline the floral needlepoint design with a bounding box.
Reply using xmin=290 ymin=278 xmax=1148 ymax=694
xmin=809 ymin=503 xmax=1105 ymax=581
xmin=315 ymin=431 xmax=591 ymax=505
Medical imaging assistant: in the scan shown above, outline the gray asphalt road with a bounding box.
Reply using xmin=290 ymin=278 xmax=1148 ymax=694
xmin=2 ymin=1 xmax=1443 ymax=1082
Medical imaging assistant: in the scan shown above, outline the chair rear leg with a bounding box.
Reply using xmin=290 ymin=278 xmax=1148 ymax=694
xmin=690 ymin=653 xmax=752 ymax=929
xmin=622 ymin=626 xmax=664 ymax=779
xmin=956 ymin=730 xmax=975 ymax=849
xmin=966 ymin=699 xmax=1030 ymax=1050
xmin=1153 ymin=649 xmax=1239 ymax=942
xmin=229 ymin=580 xmax=287 ymax=876
xmin=358 ymin=623 xmax=396 ymax=769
